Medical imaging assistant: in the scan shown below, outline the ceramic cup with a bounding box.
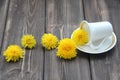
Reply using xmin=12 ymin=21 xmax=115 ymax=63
xmin=80 ymin=20 xmax=113 ymax=49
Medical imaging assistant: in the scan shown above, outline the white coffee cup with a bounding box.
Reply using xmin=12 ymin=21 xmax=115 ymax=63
xmin=80 ymin=20 xmax=113 ymax=49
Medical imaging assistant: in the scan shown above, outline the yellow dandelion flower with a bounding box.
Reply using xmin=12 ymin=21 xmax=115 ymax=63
xmin=71 ymin=29 xmax=89 ymax=46
xmin=56 ymin=38 xmax=77 ymax=59
xmin=3 ymin=45 xmax=25 ymax=62
xmin=21 ymin=34 xmax=36 ymax=49
xmin=41 ymin=33 xmax=59 ymax=50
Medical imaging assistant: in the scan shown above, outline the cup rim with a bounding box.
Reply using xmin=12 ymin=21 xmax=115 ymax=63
xmin=80 ymin=20 xmax=91 ymax=44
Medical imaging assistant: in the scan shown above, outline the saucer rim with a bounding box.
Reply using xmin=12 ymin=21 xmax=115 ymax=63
xmin=73 ymin=32 xmax=117 ymax=54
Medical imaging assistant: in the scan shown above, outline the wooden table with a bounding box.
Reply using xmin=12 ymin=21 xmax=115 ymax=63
xmin=0 ymin=0 xmax=120 ymax=80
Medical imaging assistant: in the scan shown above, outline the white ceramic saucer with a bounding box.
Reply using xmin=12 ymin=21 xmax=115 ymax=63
xmin=71 ymin=32 xmax=117 ymax=54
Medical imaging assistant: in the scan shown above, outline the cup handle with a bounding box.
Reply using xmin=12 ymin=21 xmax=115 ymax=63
xmin=89 ymin=37 xmax=108 ymax=49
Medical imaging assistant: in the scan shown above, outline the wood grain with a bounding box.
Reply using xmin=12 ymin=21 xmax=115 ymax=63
xmin=0 ymin=0 xmax=119 ymax=80
xmin=0 ymin=0 xmax=45 ymax=80
xmin=44 ymin=0 xmax=90 ymax=80
xmin=83 ymin=0 xmax=120 ymax=80
xmin=0 ymin=0 xmax=9 ymax=54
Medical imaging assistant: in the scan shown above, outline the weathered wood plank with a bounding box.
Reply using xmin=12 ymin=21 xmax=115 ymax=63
xmin=44 ymin=0 xmax=90 ymax=80
xmin=0 ymin=0 xmax=9 ymax=53
xmin=84 ymin=0 xmax=120 ymax=80
xmin=0 ymin=0 xmax=45 ymax=80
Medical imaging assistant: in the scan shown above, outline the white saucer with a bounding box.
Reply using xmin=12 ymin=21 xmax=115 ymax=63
xmin=71 ymin=32 xmax=117 ymax=54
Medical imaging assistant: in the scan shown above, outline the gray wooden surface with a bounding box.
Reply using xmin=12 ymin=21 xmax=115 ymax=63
xmin=0 ymin=0 xmax=120 ymax=80
xmin=84 ymin=0 xmax=120 ymax=80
